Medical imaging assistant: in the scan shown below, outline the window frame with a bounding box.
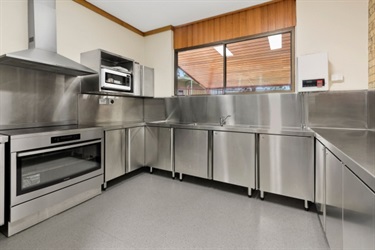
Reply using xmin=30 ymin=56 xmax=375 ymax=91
xmin=174 ymin=28 xmax=295 ymax=96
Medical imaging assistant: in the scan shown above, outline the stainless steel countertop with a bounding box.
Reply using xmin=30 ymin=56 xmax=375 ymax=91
xmin=0 ymin=134 xmax=8 ymax=143
xmin=146 ymin=121 xmax=315 ymax=137
xmin=313 ymin=128 xmax=375 ymax=192
xmin=81 ymin=122 xmax=146 ymax=131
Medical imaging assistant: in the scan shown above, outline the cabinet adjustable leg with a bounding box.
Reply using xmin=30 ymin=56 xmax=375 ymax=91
xmin=102 ymin=182 xmax=107 ymax=191
xmin=248 ymin=188 xmax=252 ymax=197
xmin=172 ymin=171 xmax=175 ymax=179
xmin=179 ymin=173 xmax=183 ymax=181
xmin=150 ymin=167 xmax=153 ymax=174
xmin=260 ymin=191 xmax=265 ymax=200
xmin=304 ymin=200 xmax=309 ymax=211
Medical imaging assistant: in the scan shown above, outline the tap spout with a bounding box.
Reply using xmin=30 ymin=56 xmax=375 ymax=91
xmin=219 ymin=115 xmax=231 ymax=126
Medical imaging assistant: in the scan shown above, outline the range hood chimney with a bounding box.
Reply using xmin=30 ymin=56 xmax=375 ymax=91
xmin=0 ymin=0 xmax=96 ymax=76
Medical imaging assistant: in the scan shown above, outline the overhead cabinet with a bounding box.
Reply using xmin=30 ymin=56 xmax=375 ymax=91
xmin=213 ymin=131 xmax=255 ymax=195
xmin=259 ymin=134 xmax=314 ymax=206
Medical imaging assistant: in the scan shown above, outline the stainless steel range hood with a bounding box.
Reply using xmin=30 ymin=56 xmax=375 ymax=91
xmin=0 ymin=0 xmax=96 ymax=76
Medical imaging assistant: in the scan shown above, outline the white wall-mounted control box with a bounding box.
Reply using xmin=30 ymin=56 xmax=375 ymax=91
xmin=297 ymin=52 xmax=329 ymax=92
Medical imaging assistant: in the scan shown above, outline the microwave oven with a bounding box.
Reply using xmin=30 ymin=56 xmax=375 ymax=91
xmin=100 ymin=67 xmax=132 ymax=92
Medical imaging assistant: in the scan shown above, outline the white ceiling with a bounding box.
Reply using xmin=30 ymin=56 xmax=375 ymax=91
xmin=87 ymin=0 xmax=272 ymax=32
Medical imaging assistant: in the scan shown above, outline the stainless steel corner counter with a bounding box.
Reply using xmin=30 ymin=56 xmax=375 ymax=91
xmin=81 ymin=122 xmax=146 ymax=186
xmin=312 ymin=127 xmax=375 ymax=250
xmin=313 ymin=128 xmax=375 ymax=192
xmin=146 ymin=121 xmax=315 ymax=137
xmin=147 ymin=121 xmax=315 ymax=207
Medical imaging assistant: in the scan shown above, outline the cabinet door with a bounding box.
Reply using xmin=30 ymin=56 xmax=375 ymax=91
xmin=213 ymin=131 xmax=255 ymax=188
xmin=105 ymin=129 xmax=125 ymax=182
xmin=175 ymin=129 xmax=208 ymax=179
xmin=315 ymin=140 xmax=326 ymax=231
xmin=325 ymin=150 xmax=343 ymax=250
xmin=145 ymin=127 xmax=172 ymax=171
xmin=127 ymin=127 xmax=145 ymax=172
xmin=0 ymin=143 xmax=5 ymax=226
xmin=343 ymin=166 xmax=375 ymax=250
xmin=259 ymin=134 xmax=314 ymax=201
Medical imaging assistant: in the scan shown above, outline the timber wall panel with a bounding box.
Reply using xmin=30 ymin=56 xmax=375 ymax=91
xmin=174 ymin=0 xmax=296 ymax=49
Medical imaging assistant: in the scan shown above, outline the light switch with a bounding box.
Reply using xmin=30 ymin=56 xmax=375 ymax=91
xmin=331 ymin=74 xmax=344 ymax=82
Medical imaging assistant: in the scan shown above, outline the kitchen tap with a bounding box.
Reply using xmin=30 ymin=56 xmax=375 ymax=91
xmin=219 ymin=115 xmax=231 ymax=126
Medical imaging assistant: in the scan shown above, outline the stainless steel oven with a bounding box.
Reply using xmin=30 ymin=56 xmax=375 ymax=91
xmin=2 ymin=126 xmax=103 ymax=236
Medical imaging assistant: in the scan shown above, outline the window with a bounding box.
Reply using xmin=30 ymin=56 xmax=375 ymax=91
xmin=176 ymin=30 xmax=293 ymax=96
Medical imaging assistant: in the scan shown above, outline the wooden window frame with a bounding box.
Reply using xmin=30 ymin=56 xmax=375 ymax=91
xmin=174 ymin=27 xmax=295 ymax=96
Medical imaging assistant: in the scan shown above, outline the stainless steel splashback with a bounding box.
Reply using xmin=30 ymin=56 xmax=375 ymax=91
xmin=78 ymin=94 xmax=144 ymax=124
xmin=144 ymin=98 xmax=166 ymax=122
xmin=304 ymin=91 xmax=368 ymax=129
xmin=0 ymin=65 xmax=79 ymax=130
xmin=368 ymin=90 xmax=375 ymax=130
xmin=164 ymin=93 xmax=303 ymax=128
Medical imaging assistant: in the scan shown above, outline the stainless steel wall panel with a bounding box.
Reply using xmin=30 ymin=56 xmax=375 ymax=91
xmin=305 ymin=91 xmax=367 ymax=129
xmin=122 ymin=98 xmax=144 ymax=122
xmin=343 ymin=166 xmax=375 ymax=250
xmin=256 ymin=93 xmax=302 ymax=128
xmin=78 ymin=94 xmax=143 ymax=124
xmin=0 ymin=66 xmax=79 ymax=129
xmin=144 ymin=98 xmax=166 ymax=122
xmin=368 ymin=90 xmax=375 ymax=129
xmin=164 ymin=98 xmax=180 ymax=122
xmin=178 ymin=96 xmax=208 ymax=123
xmin=164 ymin=93 xmax=302 ymax=128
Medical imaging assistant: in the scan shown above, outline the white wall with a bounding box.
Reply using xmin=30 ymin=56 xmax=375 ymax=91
xmin=0 ymin=0 xmax=145 ymax=67
xmin=1 ymin=0 xmax=368 ymax=95
xmin=144 ymin=30 xmax=174 ymax=97
xmin=296 ymin=0 xmax=368 ymax=91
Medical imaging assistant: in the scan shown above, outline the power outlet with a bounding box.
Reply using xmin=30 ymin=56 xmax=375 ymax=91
xmin=99 ymin=98 xmax=108 ymax=105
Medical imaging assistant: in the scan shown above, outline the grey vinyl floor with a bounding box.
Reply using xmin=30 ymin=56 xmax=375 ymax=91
xmin=0 ymin=169 xmax=329 ymax=250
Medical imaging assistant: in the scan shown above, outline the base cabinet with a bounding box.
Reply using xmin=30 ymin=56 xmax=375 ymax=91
xmin=343 ymin=167 xmax=375 ymax=250
xmin=315 ymin=140 xmax=326 ymax=230
xmin=213 ymin=131 xmax=255 ymax=191
xmin=315 ymin=140 xmax=375 ymax=250
xmin=104 ymin=129 xmax=126 ymax=183
xmin=325 ymin=150 xmax=343 ymax=250
xmin=175 ymin=129 xmax=209 ymax=179
xmin=145 ymin=127 xmax=172 ymax=172
xmin=0 ymin=141 xmax=5 ymax=226
xmin=259 ymin=134 xmax=314 ymax=202
xmin=127 ymin=127 xmax=145 ymax=173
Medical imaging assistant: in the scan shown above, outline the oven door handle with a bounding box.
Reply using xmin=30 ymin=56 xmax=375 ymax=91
xmin=17 ymin=139 xmax=102 ymax=157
